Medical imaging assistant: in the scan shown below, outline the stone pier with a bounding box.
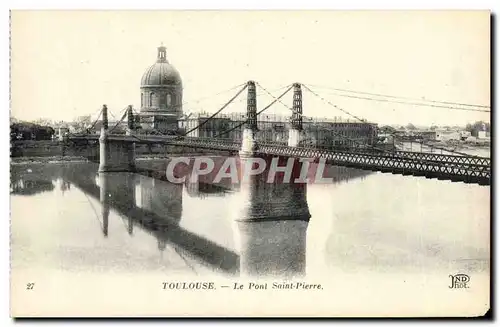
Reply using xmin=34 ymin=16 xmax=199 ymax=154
xmin=234 ymin=156 xmax=311 ymax=277
xmin=98 ymin=105 xmax=136 ymax=173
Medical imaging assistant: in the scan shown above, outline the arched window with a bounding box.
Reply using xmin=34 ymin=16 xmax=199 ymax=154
xmin=166 ymin=94 xmax=172 ymax=107
xmin=149 ymin=92 xmax=154 ymax=107
xmin=141 ymin=93 xmax=144 ymax=107
xmin=159 ymin=93 xmax=166 ymax=108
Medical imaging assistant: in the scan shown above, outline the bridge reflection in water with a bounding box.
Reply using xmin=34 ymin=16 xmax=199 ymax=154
xmin=234 ymin=156 xmax=311 ymax=277
xmin=61 ymin=158 xmax=372 ymax=278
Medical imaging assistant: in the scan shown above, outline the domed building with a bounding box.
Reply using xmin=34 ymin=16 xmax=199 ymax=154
xmin=138 ymin=45 xmax=183 ymax=132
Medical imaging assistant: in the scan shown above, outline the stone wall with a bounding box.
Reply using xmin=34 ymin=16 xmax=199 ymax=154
xmin=10 ymin=140 xmax=232 ymax=159
xmin=10 ymin=140 xmax=97 ymax=158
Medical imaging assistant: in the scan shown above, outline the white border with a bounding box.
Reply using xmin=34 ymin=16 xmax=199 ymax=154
xmin=2 ymin=1 xmax=497 ymax=324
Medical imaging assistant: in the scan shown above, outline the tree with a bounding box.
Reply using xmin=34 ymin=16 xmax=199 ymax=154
xmin=32 ymin=118 xmax=54 ymax=127
xmin=379 ymin=125 xmax=396 ymax=133
xmin=53 ymin=120 xmax=68 ymax=128
xmin=406 ymin=123 xmax=416 ymax=130
xmin=70 ymin=115 xmax=92 ymax=133
xmin=465 ymin=120 xmax=490 ymax=136
xmin=10 ymin=122 xmax=55 ymax=141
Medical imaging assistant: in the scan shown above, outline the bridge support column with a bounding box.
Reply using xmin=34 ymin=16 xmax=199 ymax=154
xmin=234 ymin=157 xmax=311 ymax=277
xmin=288 ymin=83 xmax=303 ymax=147
xmin=239 ymin=81 xmax=258 ymax=157
xmin=98 ymin=104 xmax=136 ymax=173
xmin=125 ymin=105 xmax=136 ymax=171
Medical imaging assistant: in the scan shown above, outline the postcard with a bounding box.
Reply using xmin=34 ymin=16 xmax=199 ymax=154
xmin=10 ymin=10 xmax=490 ymax=317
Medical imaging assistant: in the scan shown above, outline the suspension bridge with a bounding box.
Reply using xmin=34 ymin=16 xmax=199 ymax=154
xmin=67 ymin=81 xmax=491 ymax=186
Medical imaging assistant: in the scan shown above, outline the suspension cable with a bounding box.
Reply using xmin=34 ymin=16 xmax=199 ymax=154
xmin=302 ymin=84 xmax=367 ymax=122
xmin=303 ymin=84 xmax=483 ymax=157
xmin=86 ymin=107 xmax=104 ymax=133
xmin=108 ymin=110 xmax=128 ymax=134
xmin=256 ymin=85 xmax=293 ymax=116
xmin=107 ymin=106 xmax=128 ymax=121
xmin=160 ymin=82 xmax=247 ymax=111
xmin=213 ymin=85 xmax=293 ymax=139
xmin=306 ymin=83 xmax=490 ymax=110
xmin=315 ymin=89 xmax=491 ymax=113
xmin=180 ymin=83 xmax=248 ymax=137
xmin=256 ymin=82 xmax=294 ymax=112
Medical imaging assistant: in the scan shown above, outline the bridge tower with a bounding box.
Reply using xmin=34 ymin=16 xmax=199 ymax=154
xmin=288 ymin=83 xmax=303 ymax=147
xmin=98 ymin=105 xmax=136 ymax=173
xmin=126 ymin=105 xmax=135 ymax=136
xmin=239 ymin=81 xmax=259 ymax=157
xmin=125 ymin=105 xmax=137 ymax=171
xmin=234 ymin=156 xmax=311 ymax=277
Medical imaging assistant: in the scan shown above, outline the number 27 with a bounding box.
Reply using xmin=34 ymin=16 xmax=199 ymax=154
xmin=26 ymin=283 xmax=35 ymax=290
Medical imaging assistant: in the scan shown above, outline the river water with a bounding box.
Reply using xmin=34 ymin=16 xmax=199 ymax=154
xmin=11 ymin=154 xmax=490 ymax=280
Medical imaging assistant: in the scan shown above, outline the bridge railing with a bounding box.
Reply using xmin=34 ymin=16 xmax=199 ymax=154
xmin=256 ymin=143 xmax=490 ymax=175
xmin=71 ymin=133 xmax=490 ymax=169
xmin=256 ymin=143 xmax=490 ymax=181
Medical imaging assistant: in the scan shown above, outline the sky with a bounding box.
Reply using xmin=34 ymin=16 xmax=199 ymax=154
xmin=11 ymin=10 xmax=490 ymax=126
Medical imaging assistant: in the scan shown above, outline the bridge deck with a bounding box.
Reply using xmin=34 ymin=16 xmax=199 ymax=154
xmin=68 ymin=134 xmax=491 ymax=186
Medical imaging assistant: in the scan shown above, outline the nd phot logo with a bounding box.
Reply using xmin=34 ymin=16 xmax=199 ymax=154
xmin=449 ymin=274 xmax=470 ymax=289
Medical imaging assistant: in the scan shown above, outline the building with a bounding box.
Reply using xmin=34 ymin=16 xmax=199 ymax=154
xmin=460 ymin=130 xmax=472 ymax=140
xmin=477 ymin=131 xmax=490 ymax=139
xmin=179 ymin=112 xmax=377 ymax=147
xmin=138 ymin=45 xmax=183 ymax=132
xmin=415 ymin=130 xmax=437 ymax=141
xmin=137 ymin=45 xmax=377 ymax=147
xmin=178 ymin=112 xmax=237 ymax=139
xmin=301 ymin=119 xmax=377 ymax=147
xmin=56 ymin=127 xmax=70 ymax=141
xmin=435 ymin=130 xmax=461 ymax=141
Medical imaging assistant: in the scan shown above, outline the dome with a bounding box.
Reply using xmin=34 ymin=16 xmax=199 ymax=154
xmin=139 ymin=45 xmax=184 ymax=122
xmin=141 ymin=46 xmax=182 ymax=87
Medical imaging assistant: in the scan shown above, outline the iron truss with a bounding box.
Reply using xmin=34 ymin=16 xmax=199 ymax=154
xmin=68 ymin=134 xmax=491 ymax=186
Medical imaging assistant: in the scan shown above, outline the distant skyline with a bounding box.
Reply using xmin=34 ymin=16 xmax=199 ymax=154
xmin=11 ymin=11 xmax=490 ymax=126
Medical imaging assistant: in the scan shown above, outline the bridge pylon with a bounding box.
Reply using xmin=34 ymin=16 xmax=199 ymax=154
xmin=239 ymin=80 xmax=259 ymax=157
xmin=234 ymin=156 xmax=311 ymax=277
xmin=288 ymin=83 xmax=304 ymax=147
xmin=126 ymin=105 xmax=135 ymax=136
xmin=98 ymin=104 xmax=136 ymax=173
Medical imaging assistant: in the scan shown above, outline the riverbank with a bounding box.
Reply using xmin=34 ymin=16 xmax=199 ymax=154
xmin=10 ymin=156 xmax=90 ymax=165
xmin=426 ymin=141 xmax=490 ymax=151
xmin=10 ymin=152 xmax=222 ymax=165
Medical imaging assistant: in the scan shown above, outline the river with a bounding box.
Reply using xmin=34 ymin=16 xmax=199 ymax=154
xmin=11 ymin=156 xmax=490 ymax=279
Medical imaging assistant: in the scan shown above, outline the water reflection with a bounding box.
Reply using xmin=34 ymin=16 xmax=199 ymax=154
xmin=10 ymin=179 xmax=55 ymax=196
xmin=230 ymin=156 xmax=311 ymax=277
xmin=99 ymin=172 xmax=110 ymax=237
xmin=63 ymin=165 xmax=239 ymax=274
xmin=135 ymin=176 xmax=182 ymax=222
xmin=10 ymin=170 xmax=55 ymax=196
xmin=185 ymin=181 xmax=231 ymax=198
xmin=11 ymin=159 xmax=378 ymax=278
xmin=237 ymin=220 xmax=308 ymax=277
